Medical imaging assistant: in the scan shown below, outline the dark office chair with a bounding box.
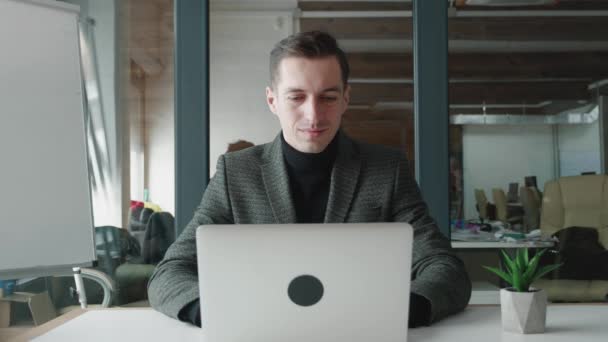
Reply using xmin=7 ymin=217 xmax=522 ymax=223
xmin=49 ymin=226 xmax=136 ymax=309
xmin=129 ymin=206 xmax=155 ymax=232
xmin=524 ymin=175 xmax=543 ymax=201
xmin=114 ymin=212 xmax=176 ymax=304
xmin=474 ymin=188 xmax=497 ymax=222
xmin=142 ymin=212 xmax=175 ymax=264
xmin=493 ymin=188 xmax=524 ymax=227
xmin=520 ymin=186 xmax=540 ymax=232
xmin=524 ymin=176 xmax=538 ymax=188
xmin=95 ymin=226 xmax=141 ymax=276
xmin=507 ymin=182 xmax=519 ymax=203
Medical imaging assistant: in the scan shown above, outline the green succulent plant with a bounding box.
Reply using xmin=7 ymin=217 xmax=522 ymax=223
xmin=483 ymin=248 xmax=562 ymax=292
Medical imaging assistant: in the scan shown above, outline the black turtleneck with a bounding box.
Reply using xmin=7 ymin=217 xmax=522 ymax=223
xmin=281 ymin=132 xmax=338 ymax=223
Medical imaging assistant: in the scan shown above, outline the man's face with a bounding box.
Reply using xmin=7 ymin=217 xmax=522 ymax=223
xmin=266 ymin=56 xmax=350 ymax=153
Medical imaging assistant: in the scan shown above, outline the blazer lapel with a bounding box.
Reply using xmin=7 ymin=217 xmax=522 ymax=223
xmin=260 ymin=134 xmax=297 ymax=223
xmin=324 ymin=133 xmax=361 ymax=223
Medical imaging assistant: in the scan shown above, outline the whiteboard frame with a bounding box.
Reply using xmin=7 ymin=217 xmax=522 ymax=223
xmin=16 ymin=0 xmax=80 ymax=14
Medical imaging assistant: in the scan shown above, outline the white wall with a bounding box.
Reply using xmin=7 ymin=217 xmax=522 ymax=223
xmin=557 ymin=119 xmax=601 ymax=177
xmin=129 ymin=82 xmax=145 ymax=202
xmin=209 ymin=11 xmax=294 ymax=175
xmin=146 ymin=47 xmax=175 ymax=214
xmin=462 ymin=125 xmax=556 ymax=220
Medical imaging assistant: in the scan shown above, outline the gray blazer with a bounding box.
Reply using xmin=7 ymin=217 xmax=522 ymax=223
xmin=148 ymin=133 xmax=471 ymax=323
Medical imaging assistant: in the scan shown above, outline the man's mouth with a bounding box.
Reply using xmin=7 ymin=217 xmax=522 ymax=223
xmin=300 ymin=128 xmax=327 ymax=137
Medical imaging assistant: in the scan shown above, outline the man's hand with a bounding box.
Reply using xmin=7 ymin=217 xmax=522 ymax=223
xmin=178 ymin=298 xmax=201 ymax=327
xmin=409 ymin=292 xmax=431 ymax=328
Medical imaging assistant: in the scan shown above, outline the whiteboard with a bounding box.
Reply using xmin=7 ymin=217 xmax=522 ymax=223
xmin=0 ymin=0 xmax=95 ymax=278
xmin=559 ymin=150 xmax=601 ymax=177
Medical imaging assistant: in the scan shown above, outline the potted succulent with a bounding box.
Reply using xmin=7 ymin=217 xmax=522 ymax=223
xmin=484 ymin=248 xmax=561 ymax=334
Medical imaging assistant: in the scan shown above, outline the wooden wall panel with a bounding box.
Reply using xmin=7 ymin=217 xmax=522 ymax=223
xmin=448 ymin=81 xmax=591 ymax=104
xmin=299 ymin=1 xmax=411 ymax=11
xmin=348 ymin=52 xmax=608 ymax=81
xmin=341 ymin=120 xmax=413 ymax=163
xmin=300 ymin=18 xmax=412 ymax=40
xmin=343 ymin=108 xmax=411 ymax=121
xmin=301 ymin=17 xmax=608 ymax=41
xmin=450 ymin=17 xmax=608 ymax=42
xmin=341 ymin=112 xmax=414 ymax=166
xmin=348 ymin=81 xmax=591 ymax=105
xmin=349 ymin=83 xmax=412 ymax=105
xmin=300 ymin=0 xmax=608 ymax=12
xmin=455 ymin=0 xmax=608 ymax=11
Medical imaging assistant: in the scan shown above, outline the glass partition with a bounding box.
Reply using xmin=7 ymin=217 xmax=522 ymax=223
xmin=447 ymin=2 xmax=606 ymax=303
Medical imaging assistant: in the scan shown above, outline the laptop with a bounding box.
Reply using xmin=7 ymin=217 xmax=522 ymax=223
xmin=196 ymin=223 xmax=413 ymax=342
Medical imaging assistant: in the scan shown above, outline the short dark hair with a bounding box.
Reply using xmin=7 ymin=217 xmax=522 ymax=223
xmin=269 ymin=31 xmax=349 ymax=88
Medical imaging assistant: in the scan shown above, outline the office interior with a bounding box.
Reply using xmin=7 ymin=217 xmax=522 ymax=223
xmin=2 ymin=0 xmax=608 ymax=334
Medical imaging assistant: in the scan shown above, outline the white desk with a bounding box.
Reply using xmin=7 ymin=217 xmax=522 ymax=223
xmin=18 ymin=304 xmax=608 ymax=341
xmin=468 ymin=281 xmax=500 ymax=305
xmin=409 ymin=304 xmax=608 ymax=342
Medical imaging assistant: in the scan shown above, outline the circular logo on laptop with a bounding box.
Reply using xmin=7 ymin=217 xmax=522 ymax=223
xmin=288 ymin=275 xmax=324 ymax=306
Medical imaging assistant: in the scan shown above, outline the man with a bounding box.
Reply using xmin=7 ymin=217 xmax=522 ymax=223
xmin=148 ymin=31 xmax=471 ymax=328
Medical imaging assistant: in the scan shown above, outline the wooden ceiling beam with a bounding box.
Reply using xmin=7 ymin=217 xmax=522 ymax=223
xmin=451 ymin=17 xmax=608 ymax=42
xmin=448 ymin=106 xmax=546 ymax=115
xmin=348 ymin=81 xmax=591 ymax=105
xmin=344 ymin=108 xmax=412 ymax=121
xmin=300 ymin=16 xmax=608 ymax=41
xmin=342 ymin=100 xmax=592 ymax=118
xmin=348 ymin=52 xmax=608 ymax=80
xmin=456 ymin=0 xmax=608 ymax=10
xmin=343 ymin=102 xmax=590 ymax=117
xmin=298 ymin=1 xmax=411 ymax=12
xmin=299 ymin=0 xmax=608 ymax=11
xmin=345 ymin=106 xmax=556 ymax=117
xmin=300 ymin=18 xmax=411 ymax=40
xmin=349 ymin=83 xmax=412 ymax=105
xmin=449 ymin=81 xmax=591 ymax=104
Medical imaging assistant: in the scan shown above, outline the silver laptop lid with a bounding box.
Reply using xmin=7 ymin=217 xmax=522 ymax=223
xmin=196 ymin=223 xmax=413 ymax=342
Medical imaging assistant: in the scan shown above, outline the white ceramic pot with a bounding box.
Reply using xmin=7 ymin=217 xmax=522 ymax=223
xmin=500 ymin=288 xmax=547 ymax=334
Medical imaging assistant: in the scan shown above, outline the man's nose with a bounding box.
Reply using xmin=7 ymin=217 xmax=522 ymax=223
xmin=303 ymin=98 xmax=323 ymax=122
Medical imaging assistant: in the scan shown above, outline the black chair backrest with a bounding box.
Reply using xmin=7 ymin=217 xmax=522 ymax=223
xmin=507 ymin=182 xmax=519 ymax=203
xmin=524 ymin=176 xmax=538 ymax=188
xmin=94 ymin=226 xmax=141 ymax=275
xmin=143 ymin=212 xmax=176 ymax=264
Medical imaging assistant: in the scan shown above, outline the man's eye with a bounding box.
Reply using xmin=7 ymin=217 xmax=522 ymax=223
xmin=288 ymin=96 xmax=304 ymax=101
xmin=321 ymin=96 xmax=337 ymax=102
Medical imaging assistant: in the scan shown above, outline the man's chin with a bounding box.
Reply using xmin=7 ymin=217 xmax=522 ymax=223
xmin=296 ymin=141 xmax=328 ymax=154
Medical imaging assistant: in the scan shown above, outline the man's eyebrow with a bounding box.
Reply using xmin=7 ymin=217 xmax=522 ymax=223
xmin=283 ymin=86 xmax=342 ymax=94
xmin=284 ymin=87 xmax=304 ymax=94
xmin=322 ymin=87 xmax=341 ymax=93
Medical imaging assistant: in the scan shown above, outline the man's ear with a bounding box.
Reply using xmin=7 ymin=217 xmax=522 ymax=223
xmin=266 ymin=86 xmax=278 ymax=115
xmin=343 ymin=84 xmax=351 ymax=106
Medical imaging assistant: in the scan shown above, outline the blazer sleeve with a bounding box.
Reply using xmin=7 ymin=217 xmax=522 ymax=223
xmin=148 ymin=155 xmax=234 ymax=319
xmin=391 ymin=155 xmax=471 ymax=323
